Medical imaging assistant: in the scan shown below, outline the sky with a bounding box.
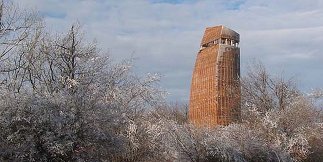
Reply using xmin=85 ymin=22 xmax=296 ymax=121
xmin=11 ymin=0 xmax=323 ymax=102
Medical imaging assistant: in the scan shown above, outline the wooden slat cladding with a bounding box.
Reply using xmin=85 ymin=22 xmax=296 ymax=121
xmin=201 ymin=26 xmax=222 ymax=46
xmin=189 ymin=45 xmax=218 ymax=126
xmin=189 ymin=26 xmax=241 ymax=127
xmin=201 ymin=26 xmax=240 ymax=47
xmin=216 ymin=46 xmax=241 ymax=125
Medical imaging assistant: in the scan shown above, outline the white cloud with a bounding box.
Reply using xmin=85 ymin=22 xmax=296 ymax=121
xmin=11 ymin=0 xmax=323 ymax=102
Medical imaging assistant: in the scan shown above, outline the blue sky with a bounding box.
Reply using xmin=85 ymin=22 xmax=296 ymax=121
xmin=13 ymin=0 xmax=323 ymax=102
xmin=149 ymin=0 xmax=195 ymax=4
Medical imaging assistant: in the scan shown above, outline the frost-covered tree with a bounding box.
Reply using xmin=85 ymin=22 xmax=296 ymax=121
xmin=240 ymin=61 xmax=323 ymax=161
xmin=241 ymin=61 xmax=300 ymax=113
xmin=0 ymin=0 xmax=43 ymax=91
xmin=0 ymin=2 xmax=166 ymax=161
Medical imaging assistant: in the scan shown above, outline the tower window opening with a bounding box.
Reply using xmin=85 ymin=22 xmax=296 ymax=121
xmin=219 ymin=39 xmax=223 ymax=44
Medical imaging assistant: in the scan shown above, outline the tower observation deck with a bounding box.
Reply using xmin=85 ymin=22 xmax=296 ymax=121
xmin=189 ymin=25 xmax=241 ymax=127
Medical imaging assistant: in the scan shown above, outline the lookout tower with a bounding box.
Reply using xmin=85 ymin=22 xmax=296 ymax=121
xmin=189 ymin=25 xmax=241 ymax=127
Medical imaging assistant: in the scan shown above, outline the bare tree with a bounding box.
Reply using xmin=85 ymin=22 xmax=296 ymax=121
xmin=153 ymin=102 xmax=188 ymax=124
xmin=0 ymin=0 xmax=43 ymax=91
xmin=241 ymin=61 xmax=300 ymax=114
